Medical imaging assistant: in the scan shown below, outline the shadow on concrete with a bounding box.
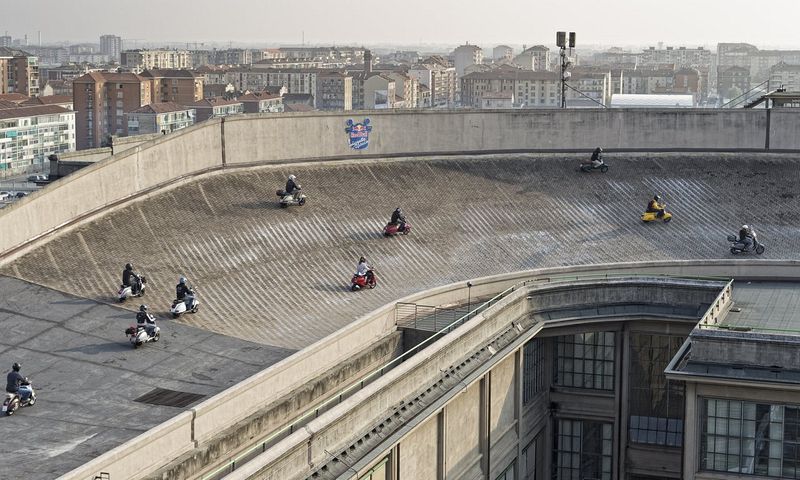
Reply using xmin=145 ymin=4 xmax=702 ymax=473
xmin=236 ymin=201 xmax=281 ymax=210
xmin=313 ymin=282 xmax=353 ymax=293
xmin=55 ymin=341 xmax=132 ymax=355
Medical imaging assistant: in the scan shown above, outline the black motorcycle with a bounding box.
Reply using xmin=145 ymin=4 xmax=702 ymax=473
xmin=727 ymin=234 xmax=765 ymax=255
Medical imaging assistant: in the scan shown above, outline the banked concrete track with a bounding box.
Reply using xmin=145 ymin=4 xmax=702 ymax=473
xmin=4 ymin=153 xmax=800 ymax=350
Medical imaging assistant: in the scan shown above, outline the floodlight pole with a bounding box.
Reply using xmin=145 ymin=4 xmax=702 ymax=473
xmin=560 ymin=46 xmax=567 ymax=108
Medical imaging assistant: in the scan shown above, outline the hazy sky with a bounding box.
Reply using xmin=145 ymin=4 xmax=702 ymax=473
xmin=6 ymin=0 xmax=800 ymax=49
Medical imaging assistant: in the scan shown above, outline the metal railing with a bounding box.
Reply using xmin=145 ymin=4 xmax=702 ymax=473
xmin=395 ymin=302 xmax=471 ymax=331
xmin=202 ymin=271 xmax=729 ymax=479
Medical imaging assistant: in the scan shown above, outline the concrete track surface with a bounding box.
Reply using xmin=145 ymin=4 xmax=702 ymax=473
xmin=4 ymin=153 xmax=800 ymax=350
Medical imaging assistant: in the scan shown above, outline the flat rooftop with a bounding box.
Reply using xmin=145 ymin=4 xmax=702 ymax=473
xmin=721 ymin=281 xmax=800 ymax=334
xmin=0 ymin=276 xmax=294 ymax=479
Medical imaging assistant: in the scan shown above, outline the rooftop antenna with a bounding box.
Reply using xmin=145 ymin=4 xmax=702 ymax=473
xmin=302 ymin=31 xmax=304 ymax=47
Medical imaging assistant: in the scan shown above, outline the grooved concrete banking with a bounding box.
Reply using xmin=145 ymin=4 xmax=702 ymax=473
xmin=4 ymin=152 xmax=800 ymax=350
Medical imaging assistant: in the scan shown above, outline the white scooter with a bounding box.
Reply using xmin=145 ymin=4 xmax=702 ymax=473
xmin=2 ymin=381 xmax=36 ymax=416
xmin=171 ymin=292 xmax=199 ymax=318
xmin=118 ymin=276 xmax=146 ymax=302
xmin=276 ymin=188 xmax=307 ymax=208
xmin=125 ymin=324 xmax=161 ymax=348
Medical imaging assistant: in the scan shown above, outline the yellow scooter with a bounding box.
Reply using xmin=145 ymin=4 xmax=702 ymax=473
xmin=641 ymin=205 xmax=673 ymax=223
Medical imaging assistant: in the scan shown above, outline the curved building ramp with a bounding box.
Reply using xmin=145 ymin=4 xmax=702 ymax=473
xmin=3 ymin=153 xmax=799 ymax=350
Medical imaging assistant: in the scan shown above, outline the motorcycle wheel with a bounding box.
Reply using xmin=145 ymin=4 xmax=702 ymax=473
xmin=664 ymin=216 xmax=672 ymax=223
xmin=191 ymin=305 xmax=199 ymax=313
xmin=298 ymin=197 xmax=306 ymax=206
xmin=154 ymin=331 xmax=160 ymax=342
xmin=351 ymin=284 xmax=359 ymax=292
xmin=6 ymin=403 xmax=17 ymax=416
xmin=368 ymin=282 xmax=376 ymax=289
xmin=27 ymin=395 xmax=35 ymax=406
xmin=172 ymin=312 xmax=180 ymax=318
xmin=600 ymin=165 xmax=609 ymax=173
xmin=280 ymin=203 xmax=288 ymax=208
xmin=730 ymin=247 xmax=739 ymax=254
xmin=756 ymin=245 xmax=766 ymax=255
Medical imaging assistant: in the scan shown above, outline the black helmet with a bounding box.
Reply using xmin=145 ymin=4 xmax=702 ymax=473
xmin=12 ymin=363 xmax=20 ymax=372
xmin=359 ymin=256 xmax=366 ymax=263
xmin=139 ymin=304 xmax=148 ymax=312
xmin=654 ymin=195 xmax=661 ymax=201
xmin=125 ymin=263 xmax=133 ymax=271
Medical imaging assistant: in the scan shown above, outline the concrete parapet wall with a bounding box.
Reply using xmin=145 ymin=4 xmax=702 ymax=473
xmin=3 ymin=109 xmax=799 ymax=261
xmin=56 ymin=412 xmax=194 ymax=480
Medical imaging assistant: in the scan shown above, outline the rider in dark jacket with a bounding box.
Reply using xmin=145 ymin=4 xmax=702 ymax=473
xmin=122 ymin=263 xmax=141 ymax=294
xmin=6 ymin=363 xmax=26 ymax=396
xmin=136 ymin=305 xmax=157 ymax=336
xmin=390 ymin=207 xmax=406 ymax=231
xmin=590 ymin=147 xmax=604 ymax=167
xmin=285 ymin=175 xmax=300 ymax=199
xmin=176 ymin=277 xmax=193 ymax=301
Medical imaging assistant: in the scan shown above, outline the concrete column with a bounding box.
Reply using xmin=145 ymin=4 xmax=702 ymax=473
xmin=480 ymin=375 xmax=489 ymax=480
xmin=617 ymin=326 xmax=630 ymax=479
xmin=683 ymin=382 xmax=698 ymax=480
xmin=437 ymin=411 xmax=446 ymax=480
xmin=514 ymin=348 xmax=523 ymax=479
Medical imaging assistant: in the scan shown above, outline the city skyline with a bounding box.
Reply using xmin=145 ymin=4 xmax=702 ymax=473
xmin=5 ymin=0 xmax=800 ymax=49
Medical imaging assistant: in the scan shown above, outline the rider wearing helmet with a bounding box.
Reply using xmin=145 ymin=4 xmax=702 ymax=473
xmin=389 ymin=207 xmax=406 ymax=231
xmin=6 ymin=363 xmax=27 ymax=398
xmin=122 ymin=262 xmax=142 ymax=295
xmin=647 ymin=195 xmax=665 ymax=217
xmin=285 ymin=174 xmax=301 ymax=200
xmin=176 ymin=277 xmax=193 ymax=301
xmin=738 ymin=224 xmax=756 ymax=250
xmin=590 ymin=147 xmax=604 ymax=168
xmin=136 ymin=305 xmax=157 ymax=336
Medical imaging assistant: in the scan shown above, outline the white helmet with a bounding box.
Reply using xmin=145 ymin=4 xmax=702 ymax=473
xmin=288 ymin=174 xmax=296 ymax=181
xmin=742 ymin=224 xmax=749 ymax=230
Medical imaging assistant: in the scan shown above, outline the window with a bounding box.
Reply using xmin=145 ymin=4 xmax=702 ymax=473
xmin=701 ymin=398 xmax=793 ymax=477
xmin=523 ymin=338 xmax=545 ymax=404
xmin=496 ymin=460 xmax=515 ymax=480
xmin=554 ymin=419 xmax=612 ymax=480
xmin=628 ymin=334 xmax=685 ymax=447
xmin=554 ymin=332 xmax=614 ymax=390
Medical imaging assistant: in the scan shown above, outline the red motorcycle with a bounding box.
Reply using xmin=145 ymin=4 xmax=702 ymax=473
xmin=383 ymin=222 xmax=412 ymax=237
xmin=351 ymin=270 xmax=377 ymax=291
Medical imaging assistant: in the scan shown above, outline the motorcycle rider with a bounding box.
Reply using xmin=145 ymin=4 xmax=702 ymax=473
xmin=356 ymin=256 xmax=374 ymax=283
xmin=389 ymin=207 xmax=406 ymax=232
xmin=136 ymin=304 xmax=157 ymax=337
xmin=176 ymin=276 xmax=194 ymax=305
xmin=122 ymin=262 xmax=142 ymax=295
xmin=590 ymin=147 xmax=604 ymax=168
xmin=285 ymin=174 xmax=301 ymax=200
xmin=6 ymin=363 xmax=29 ymax=401
xmin=738 ymin=224 xmax=756 ymax=251
xmin=646 ymin=195 xmax=666 ymax=218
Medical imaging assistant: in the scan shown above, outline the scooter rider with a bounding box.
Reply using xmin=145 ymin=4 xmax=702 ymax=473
xmin=390 ymin=207 xmax=406 ymax=231
xmin=136 ymin=305 xmax=157 ymax=337
xmin=122 ymin=262 xmax=142 ymax=295
xmin=6 ymin=363 xmax=29 ymax=401
xmin=176 ymin=276 xmax=194 ymax=304
xmin=590 ymin=147 xmax=604 ymax=168
xmin=647 ymin=195 xmax=666 ymax=218
xmin=356 ymin=256 xmax=373 ymax=282
xmin=285 ymin=175 xmax=301 ymax=200
xmin=738 ymin=224 xmax=756 ymax=251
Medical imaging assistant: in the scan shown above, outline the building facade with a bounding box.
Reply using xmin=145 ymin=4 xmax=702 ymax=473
xmin=238 ymin=92 xmax=284 ymax=113
xmin=363 ymin=74 xmax=396 ymax=109
xmin=185 ymin=97 xmax=243 ymax=122
xmin=0 ymin=47 xmax=39 ymax=97
xmin=409 ymin=57 xmax=456 ymax=107
xmin=139 ymin=69 xmax=203 ymax=105
xmin=121 ymin=49 xmax=192 ymax=73
xmin=72 ymin=72 xmax=151 ymax=149
xmin=0 ymin=105 xmax=75 ymax=171
xmin=126 ymin=102 xmax=195 ymax=135
xmin=640 ymin=46 xmax=711 ymax=68
xmin=453 ymin=44 xmax=483 ymax=78
xmin=99 ymin=35 xmax=123 ymax=62
xmin=315 ymin=72 xmax=352 ymax=111
xmin=460 ymin=70 xmax=560 ymax=108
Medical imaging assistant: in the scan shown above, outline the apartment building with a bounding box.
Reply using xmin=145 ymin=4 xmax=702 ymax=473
xmin=386 ymin=72 xmax=418 ymax=109
xmin=514 ymin=45 xmax=551 ymax=71
xmin=620 ymin=69 xmax=675 ymax=95
xmin=121 ymin=49 xmax=192 ymax=73
xmin=493 ymin=45 xmax=513 ymax=62
xmin=363 ymin=74 xmax=396 ymax=109
xmin=640 ymin=46 xmax=711 ymax=68
xmin=409 ymin=57 xmax=456 ymax=107
xmin=717 ymin=43 xmax=800 ymax=91
xmin=453 ymin=43 xmax=483 ymax=78
xmin=0 ymin=47 xmax=39 ymax=97
xmin=315 ymin=71 xmax=352 ymax=111
xmin=211 ymin=49 xmax=252 ymax=66
xmin=460 ymin=70 xmax=560 ymax=108
xmin=0 ymin=105 xmax=75 ymax=171
xmin=238 ymin=91 xmax=283 ymax=113
xmin=185 ymin=97 xmax=243 ymax=122
xmin=225 ymin=68 xmax=318 ymax=95
xmin=99 ymin=35 xmax=123 ymax=62
xmin=139 ymin=69 xmax=203 ymax=105
xmin=770 ymin=62 xmax=800 ymax=91
xmin=126 ymin=102 xmax=195 ymax=135
xmin=72 ymin=72 xmax=151 ymax=149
